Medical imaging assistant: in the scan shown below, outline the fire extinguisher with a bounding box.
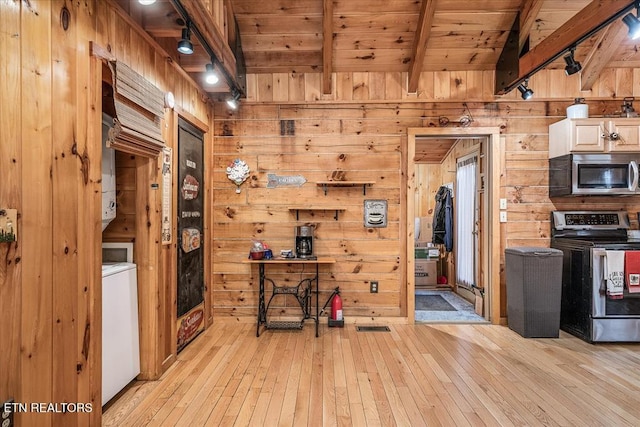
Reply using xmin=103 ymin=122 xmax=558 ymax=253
xmin=329 ymin=287 xmax=344 ymax=327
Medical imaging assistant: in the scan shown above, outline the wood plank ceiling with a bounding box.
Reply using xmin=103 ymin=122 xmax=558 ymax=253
xmin=232 ymin=0 xmax=640 ymax=91
xmin=115 ymin=0 xmax=640 ymax=164
xmin=122 ymin=0 xmax=640 ymax=99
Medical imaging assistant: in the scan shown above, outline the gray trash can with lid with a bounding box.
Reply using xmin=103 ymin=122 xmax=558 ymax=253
xmin=505 ymin=247 xmax=563 ymax=338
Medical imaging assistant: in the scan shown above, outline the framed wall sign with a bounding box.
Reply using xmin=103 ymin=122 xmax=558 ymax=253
xmin=364 ymin=199 xmax=387 ymax=228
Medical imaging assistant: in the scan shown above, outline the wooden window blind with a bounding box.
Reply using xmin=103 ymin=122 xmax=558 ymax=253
xmin=105 ymin=60 xmax=165 ymax=158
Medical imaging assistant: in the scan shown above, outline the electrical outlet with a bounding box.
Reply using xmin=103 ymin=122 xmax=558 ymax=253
xmin=370 ymin=281 xmax=378 ymax=293
xmin=1 ymin=399 xmax=14 ymax=427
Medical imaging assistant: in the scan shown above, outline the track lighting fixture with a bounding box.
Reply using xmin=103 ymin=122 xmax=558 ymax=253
xmin=623 ymin=2 xmax=640 ymax=40
xmin=177 ymin=24 xmax=194 ymax=55
xmin=205 ymin=63 xmax=219 ymax=85
xmin=226 ymin=88 xmax=241 ymax=110
xmin=517 ymin=80 xmax=534 ymax=100
xmin=138 ymin=0 xmax=156 ymax=5
xmin=564 ymin=48 xmax=582 ymax=76
xmin=171 ymin=1 xmax=244 ymax=109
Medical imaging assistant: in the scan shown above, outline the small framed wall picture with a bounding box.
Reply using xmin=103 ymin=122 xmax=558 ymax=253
xmin=364 ymin=199 xmax=387 ymax=228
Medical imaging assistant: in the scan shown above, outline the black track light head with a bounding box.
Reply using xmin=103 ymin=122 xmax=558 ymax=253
xmin=623 ymin=12 xmax=640 ymax=40
xmin=205 ymin=62 xmax=219 ymax=85
xmin=564 ymin=50 xmax=582 ymax=76
xmin=177 ymin=26 xmax=193 ymax=55
xmin=517 ymin=81 xmax=534 ymax=100
xmin=226 ymin=88 xmax=241 ymax=110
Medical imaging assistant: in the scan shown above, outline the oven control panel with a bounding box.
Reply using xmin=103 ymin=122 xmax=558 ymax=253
xmin=552 ymin=211 xmax=630 ymax=230
xmin=565 ymin=213 xmax=619 ymax=226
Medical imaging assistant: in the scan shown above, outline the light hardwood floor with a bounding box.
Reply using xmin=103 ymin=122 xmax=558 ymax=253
xmin=103 ymin=322 xmax=640 ymax=426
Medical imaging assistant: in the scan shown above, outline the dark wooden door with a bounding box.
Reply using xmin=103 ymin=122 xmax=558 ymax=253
xmin=176 ymin=118 xmax=205 ymax=352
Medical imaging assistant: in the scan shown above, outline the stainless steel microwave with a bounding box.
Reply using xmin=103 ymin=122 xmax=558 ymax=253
xmin=549 ymin=153 xmax=640 ymax=196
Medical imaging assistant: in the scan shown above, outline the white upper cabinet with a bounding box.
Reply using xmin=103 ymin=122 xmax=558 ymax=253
xmin=549 ymin=118 xmax=640 ymax=158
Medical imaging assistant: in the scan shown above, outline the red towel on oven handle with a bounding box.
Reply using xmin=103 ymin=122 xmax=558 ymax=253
xmin=624 ymin=250 xmax=640 ymax=294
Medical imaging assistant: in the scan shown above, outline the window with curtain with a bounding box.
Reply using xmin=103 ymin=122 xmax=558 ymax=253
xmin=455 ymin=154 xmax=477 ymax=289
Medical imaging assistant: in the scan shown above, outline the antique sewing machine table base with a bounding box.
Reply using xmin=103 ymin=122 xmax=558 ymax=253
xmin=243 ymin=258 xmax=336 ymax=337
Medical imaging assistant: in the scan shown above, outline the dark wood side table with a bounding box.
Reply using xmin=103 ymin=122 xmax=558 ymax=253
xmin=243 ymin=257 xmax=336 ymax=337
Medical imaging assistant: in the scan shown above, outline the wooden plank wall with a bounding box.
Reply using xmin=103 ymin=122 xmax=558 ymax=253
xmin=214 ymin=69 xmax=640 ymax=323
xmin=211 ymin=104 xmax=404 ymax=317
xmin=0 ymin=0 xmax=213 ymax=425
xmin=245 ymin=69 xmax=640 ymax=103
xmin=0 ymin=0 xmax=21 ymax=416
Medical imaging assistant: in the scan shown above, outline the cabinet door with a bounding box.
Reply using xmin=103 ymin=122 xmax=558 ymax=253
xmin=571 ymin=121 xmax=605 ymax=152
xmin=609 ymin=120 xmax=640 ymax=152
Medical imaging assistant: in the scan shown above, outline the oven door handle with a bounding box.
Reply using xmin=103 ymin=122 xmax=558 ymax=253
xmin=596 ymin=252 xmax=607 ymax=295
xmin=629 ymin=160 xmax=639 ymax=191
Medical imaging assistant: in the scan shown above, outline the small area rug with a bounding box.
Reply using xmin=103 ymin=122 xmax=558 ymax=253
xmin=415 ymin=294 xmax=456 ymax=311
xmin=415 ymin=290 xmax=487 ymax=323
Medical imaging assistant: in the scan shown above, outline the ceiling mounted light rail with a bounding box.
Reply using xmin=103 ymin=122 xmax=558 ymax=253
xmin=177 ymin=23 xmax=194 ymax=55
xmin=169 ymin=0 xmax=245 ymax=109
xmin=623 ymin=1 xmax=640 ymax=39
xmin=517 ymin=80 xmax=534 ymax=100
xmin=497 ymin=0 xmax=639 ymax=97
xmin=564 ymin=47 xmax=582 ymax=75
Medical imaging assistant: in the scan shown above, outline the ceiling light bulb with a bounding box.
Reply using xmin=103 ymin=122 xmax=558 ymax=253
xmin=517 ymin=83 xmax=533 ymax=100
xmin=623 ymin=13 xmax=640 ymax=40
xmin=138 ymin=0 xmax=156 ymax=5
xmin=205 ymin=63 xmax=219 ymax=85
xmin=177 ymin=27 xmax=193 ymax=55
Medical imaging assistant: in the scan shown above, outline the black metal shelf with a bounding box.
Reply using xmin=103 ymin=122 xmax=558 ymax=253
xmin=288 ymin=206 xmax=345 ymax=220
xmin=316 ymin=181 xmax=375 ymax=196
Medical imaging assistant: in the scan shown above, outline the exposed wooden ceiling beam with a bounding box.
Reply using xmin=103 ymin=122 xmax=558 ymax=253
xmin=497 ymin=0 xmax=635 ymax=94
xmin=580 ymin=18 xmax=628 ymax=90
xmin=518 ymin=0 xmax=543 ymax=54
xmin=407 ymin=0 xmax=437 ymax=93
xmin=322 ymin=0 xmax=333 ymax=94
xmin=519 ymin=0 xmax=634 ymax=79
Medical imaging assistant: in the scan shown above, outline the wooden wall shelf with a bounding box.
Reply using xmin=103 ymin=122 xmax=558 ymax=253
xmin=288 ymin=206 xmax=346 ymax=220
xmin=316 ymin=181 xmax=375 ymax=195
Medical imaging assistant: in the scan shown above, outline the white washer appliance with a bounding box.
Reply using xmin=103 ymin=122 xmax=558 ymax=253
xmin=102 ymin=259 xmax=140 ymax=405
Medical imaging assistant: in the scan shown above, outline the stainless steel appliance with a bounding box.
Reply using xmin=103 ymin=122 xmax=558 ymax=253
xmin=295 ymin=225 xmax=315 ymax=259
xmin=551 ymin=211 xmax=640 ymax=342
xmin=549 ymin=153 xmax=640 ymax=196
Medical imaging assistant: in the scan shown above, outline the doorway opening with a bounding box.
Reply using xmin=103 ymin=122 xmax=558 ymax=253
xmin=406 ymin=128 xmax=501 ymax=324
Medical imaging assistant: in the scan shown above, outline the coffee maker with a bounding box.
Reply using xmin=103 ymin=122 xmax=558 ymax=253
xmin=295 ymin=225 xmax=315 ymax=259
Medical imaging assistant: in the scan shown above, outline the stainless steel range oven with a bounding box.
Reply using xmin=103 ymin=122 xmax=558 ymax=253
xmin=551 ymin=211 xmax=640 ymax=343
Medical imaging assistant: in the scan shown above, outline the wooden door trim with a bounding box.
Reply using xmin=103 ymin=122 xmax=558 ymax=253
xmin=406 ymin=127 xmax=501 ymax=324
